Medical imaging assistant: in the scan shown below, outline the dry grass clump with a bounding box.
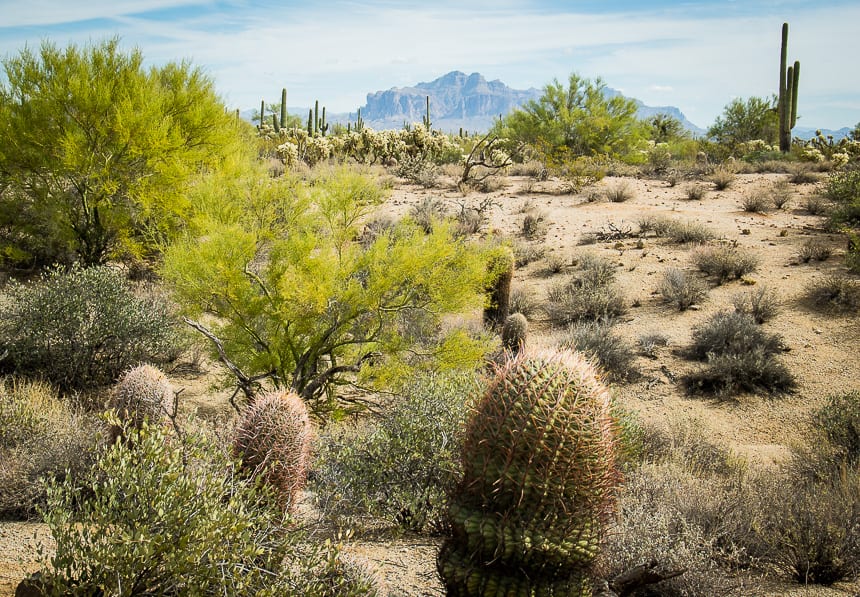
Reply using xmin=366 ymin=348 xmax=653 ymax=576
xmin=796 ymin=237 xmax=832 ymax=263
xmin=541 ymin=253 xmax=567 ymax=276
xmin=740 ymin=189 xmax=771 ymax=213
xmin=512 ymin=241 xmax=546 ymax=267
xmin=638 ymin=332 xmax=670 ymax=358
xmin=709 ymin=167 xmax=736 ymax=191
xmin=805 ymin=274 xmax=860 ymax=313
xmin=408 ymin=196 xmax=448 ymax=233
xmin=545 ymin=254 xmax=625 ymax=326
xmin=771 ymin=180 xmax=793 ymax=209
xmin=558 ymin=320 xmax=637 ymax=382
xmin=658 ymin=267 xmax=708 ymax=310
xmin=732 ymin=286 xmax=780 ymax=323
xmin=508 ymin=287 xmax=540 ymax=319
xmin=684 ymin=183 xmax=708 ymax=201
xmin=691 ymin=244 xmax=759 ymax=283
xmin=787 ymin=162 xmax=820 ymax=184
xmin=639 ymin=215 xmax=716 ymax=244
xmin=520 ymin=210 xmax=547 ymax=239
xmin=685 ymin=311 xmax=794 ymax=396
xmin=804 ymin=195 xmax=830 ymax=215
xmin=604 ymin=181 xmax=635 ymax=203
xmin=508 ymin=159 xmax=546 ymax=178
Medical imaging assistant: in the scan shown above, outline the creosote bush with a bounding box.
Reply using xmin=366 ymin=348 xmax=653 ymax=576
xmin=691 ymin=244 xmax=759 ymax=283
xmin=0 ymin=378 xmax=101 ymax=519
xmin=313 ymin=373 xmax=478 ymax=533
xmin=814 ymin=390 xmax=860 ymax=464
xmin=34 ymin=421 xmax=376 ymax=596
xmin=658 ymin=267 xmax=708 ymax=310
xmin=0 ymin=265 xmax=179 ymax=392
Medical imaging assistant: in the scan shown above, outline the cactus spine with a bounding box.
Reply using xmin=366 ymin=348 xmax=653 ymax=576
xmin=280 ymin=87 xmax=287 ymax=130
xmin=501 ymin=313 xmax=528 ymax=355
xmin=483 ymin=246 xmax=514 ymax=328
xmin=778 ymin=22 xmax=800 ymax=152
xmin=233 ymin=390 xmax=313 ymax=511
xmin=437 ymin=350 xmax=620 ymax=596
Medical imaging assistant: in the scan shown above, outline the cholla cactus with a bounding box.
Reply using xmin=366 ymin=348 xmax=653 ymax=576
xmin=112 ymin=364 xmax=173 ymax=430
xmin=233 ymin=391 xmax=313 ymax=511
xmin=437 ymin=349 xmax=620 ymax=596
xmin=501 ymin=312 xmax=528 ymax=355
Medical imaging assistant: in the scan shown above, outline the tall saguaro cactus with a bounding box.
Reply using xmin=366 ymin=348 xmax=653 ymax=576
xmin=778 ymin=22 xmax=800 ymax=153
xmin=423 ymin=95 xmax=432 ymax=130
xmin=280 ymin=87 xmax=287 ymax=130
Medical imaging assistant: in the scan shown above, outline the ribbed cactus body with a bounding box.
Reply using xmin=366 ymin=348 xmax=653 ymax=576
xmin=438 ymin=350 xmax=619 ymax=596
xmin=233 ymin=391 xmax=313 ymax=510
xmin=501 ymin=312 xmax=528 ymax=354
xmin=483 ymin=247 xmax=514 ymax=328
xmin=112 ymin=364 xmax=172 ymax=429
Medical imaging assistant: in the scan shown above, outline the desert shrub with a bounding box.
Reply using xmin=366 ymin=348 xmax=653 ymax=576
xmin=559 ymin=320 xmax=637 ymax=382
xmin=0 ymin=265 xmax=179 ymax=392
xmin=521 ymin=211 xmax=546 ymax=238
xmin=513 ymin=241 xmax=546 ymax=267
xmin=710 ymin=167 xmax=736 ymax=190
xmin=658 ymin=267 xmax=708 ymax=310
xmin=637 ymin=214 xmax=675 ymax=237
xmin=804 ymin=195 xmax=829 ymax=215
xmin=545 ymin=257 xmax=625 ymax=326
xmin=740 ymin=189 xmax=770 ymax=213
xmin=0 ymin=378 xmax=102 ymax=519
xmin=396 ymin=154 xmax=439 ymax=187
xmin=787 ymin=162 xmax=820 ymax=184
xmin=685 ymin=311 xmax=794 ymax=395
xmin=509 ymin=286 xmax=540 ymax=318
xmin=815 ymin=391 xmax=860 ymax=463
xmin=641 ymin=218 xmax=716 ymax=244
xmin=797 ymin=237 xmax=832 ymax=262
xmin=233 ymin=391 xmax=313 ymax=512
xmin=408 ymin=196 xmax=448 ymax=233
xmin=691 ymin=244 xmax=759 ymax=283
xmin=732 ymin=286 xmax=780 ymax=323
xmin=542 ymin=253 xmax=567 ymax=275
xmin=638 ymin=332 xmax=670 ymax=358
xmin=35 ymin=421 xmax=375 ymax=596
xmin=823 ymin=167 xmax=860 ymax=203
xmin=313 ymin=372 xmax=478 ymax=533
xmin=806 ymin=274 xmax=860 ymax=313
xmin=685 ymin=183 xmax=708 ymax=201
xmin=605 ymin=181 xmax=634 ymax=202
xmin=771 ymin=180 xmax=793 ymax=209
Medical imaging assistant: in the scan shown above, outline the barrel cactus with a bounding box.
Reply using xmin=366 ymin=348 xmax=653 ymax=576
xmin=437 ymin=349 xmax=620 ymax=596
xmin=501 ymin=312 xmax=528 ymax=355
xmin=112 ymin=364 xmax=173 ymax=430
xmin=483 ymin=246 xmax=514 ymax=328
xmin=233 ymin=391 xmax=313 ymax=511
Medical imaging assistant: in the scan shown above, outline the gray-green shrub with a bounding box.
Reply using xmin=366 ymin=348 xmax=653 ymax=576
xmin=0 ymin=265 xmax=179 ymax=391
xmin=691 ymin=244 xmax=759 ymax=283
xmin=559 ymin=320 xmax=637 ymax=382
xmin=659 ymin=267 xmax=708 ymax=310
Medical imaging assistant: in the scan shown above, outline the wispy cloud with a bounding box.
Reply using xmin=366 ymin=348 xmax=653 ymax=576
xmin=0 ymin=0 xmax=857 ymax=129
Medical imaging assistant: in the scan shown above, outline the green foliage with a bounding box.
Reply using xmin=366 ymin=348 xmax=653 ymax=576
xmin=483 ymin=246 xmax=514 ymax=328
xmin=707 ymin=96 xmax=779 ymax=148
xmin=313 ymin=372 xmax=479 ymax=533
xmin=495 ymin=73 xmax=646 ymax=159
xmin=233 ymin=391 xmax=313 ymax=511
xmin=35 ymin=420 xmax=376 ymax=596
xmin=437 ymin=350 xmax=620 ymax=596
xmin=162 ymin=166 xmax=494 ymax=416
xmin=0 ymin=38 xmax=244 ymax=267
xmin=0 ymin=378 xmax=101 ymax=519
xmin=646 ymin=113 xmax=690 ymax=143
xmin=0 ymin=265 xmax=179 ymax=392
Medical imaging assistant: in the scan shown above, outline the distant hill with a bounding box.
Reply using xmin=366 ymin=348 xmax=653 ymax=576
xmin=357 ymin=71 xmax=704 ymax=134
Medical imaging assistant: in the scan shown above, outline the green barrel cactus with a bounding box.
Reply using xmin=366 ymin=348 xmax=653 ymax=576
xmin=233 ymin=390 xmax=313 ymax=511
xmin=112 ymin=364 xmax=173 ymax=430
xmin=437 ymin=349 xmax=620 ymax=596
xmin=483 ymin=246 xmax=515 ymax=328
xmin=501 ymin=312 xmax=528 ymax=355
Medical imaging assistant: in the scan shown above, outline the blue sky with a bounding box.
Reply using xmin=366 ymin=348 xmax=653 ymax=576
xmin=0 ymin=1 xmax=858 ymax=130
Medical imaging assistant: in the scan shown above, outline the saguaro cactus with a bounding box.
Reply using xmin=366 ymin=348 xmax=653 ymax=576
xmin=280 ymin=87 xmax=287 ymax=130
xmin=437 ymin=350 xmax=620 ymax=596
xmin=423 ymin=95 xmax=432 ymax=130
xmin=778 ymin=22 xmax=800 ymax=153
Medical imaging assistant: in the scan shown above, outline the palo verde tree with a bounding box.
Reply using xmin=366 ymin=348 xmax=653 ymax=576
xmin=162 ymin=166 xmax=495 ymax=417
xmin=494 ymin=73 xmax=646 ymax=159
xmin=707 ymin=96 xmax=779 ymax=149
xmin=0 ymin=38 xmax=243 ymax=267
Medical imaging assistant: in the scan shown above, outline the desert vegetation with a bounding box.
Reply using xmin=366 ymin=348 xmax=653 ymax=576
xmin=1 ymin=35 xmax=859 ymax=597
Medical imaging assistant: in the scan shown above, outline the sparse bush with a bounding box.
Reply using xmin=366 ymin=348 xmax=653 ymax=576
xmin=685 ymin=311 xmax=794 ymax=395
xmin=815 ymin=390 xmax=860 ymax=464
xmin=685 ymin=183 xmax=708 ymax=201
xmin=605 ymin=181 xmax=635 ymax=202
xmin=691 ymin=244 xmax=759 ymax=283
xmin=545 ymin=257 xmax=625 ymax=326
xmin=0 ymin=265 xmax=179 ymax=392
xmin=513 ymin=242 xmax=546 ymax=267
xmin=0 ymin=378 xmax=101 ymax=519
xmin=806 ymin=274 xmax=860 ymax=313
xmin=787 ymin=163 xmax=820 ymax=184
xmin=710 ymin=167 xmax=736 ymax=190
xmin=396 ymin=154 xmax=440 ymax=188
xmin=36 ymin=421 xmax=373 ymax=596
xmin=771 ymin=180 xmax=793 ymax=209
xmin=797 ymin=238 xmax=832 ymax=262
xmin=740 ymin=189 xmax=770 ymax=213
xmin=638 ymin=332 xmax=670 ymax=358
xmin=313 ymin=373 xmax=478 ymax=533
xmin=732 ymin=286 xmax=780 ymax=323
xmin=658 ymin=267 xmax=708 ymax=310
xmin=667 ymin=220 xmax=716 ymax=244
xmin=509 ymin=286 xmax=540 ymax=318
xmin=521 ymin=211 xmax=546 ymax=238
xmin=637 ymin=214 xmax=675 ymax=237
xmin=804 ymin=195 xmax=830 ymax=215
xmin=543 ymin=253 xmax=567 ymax=276
xmin=560 ymin=320 xmax=637 ymax=382
xmin=233 ymin=391 xmax=313 ymax=512
xmin=408 ymin=196 xmax=448 ymax=233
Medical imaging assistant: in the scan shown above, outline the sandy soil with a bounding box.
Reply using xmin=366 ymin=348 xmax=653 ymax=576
xmin=2 ymin=171 xmax=859 ymax=596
